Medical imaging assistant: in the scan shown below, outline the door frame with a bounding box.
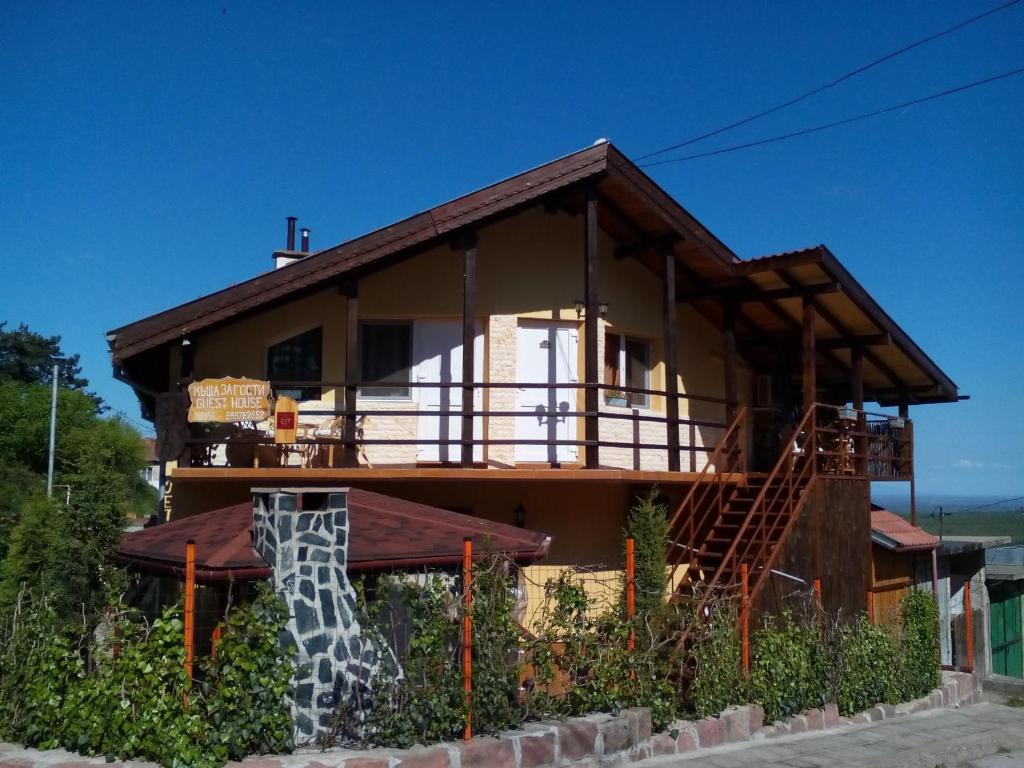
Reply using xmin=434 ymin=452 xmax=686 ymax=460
xmin=514 ymin=319 xmax=579 ymax=465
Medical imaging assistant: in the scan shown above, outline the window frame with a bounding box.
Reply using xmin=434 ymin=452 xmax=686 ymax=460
xmin=265 ymin=325 xmax=324 ymax=402
xmin=358 ymin=320 xmax=414 ymax=400
xmin=604 ymin=330 xmax=652 ymax=409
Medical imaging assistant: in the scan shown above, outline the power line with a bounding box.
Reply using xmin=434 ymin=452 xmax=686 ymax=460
xmin=956 ymin=495 xmax=1024 ymax=514
xmin=635 ymin=0 xmax=1022 ymax=161
xmin=638 ymin=66 xmax=1024 ymax=167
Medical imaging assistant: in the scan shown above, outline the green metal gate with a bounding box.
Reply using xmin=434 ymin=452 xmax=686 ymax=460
xmin=990 ymin=585 xmax=1023 ymax=678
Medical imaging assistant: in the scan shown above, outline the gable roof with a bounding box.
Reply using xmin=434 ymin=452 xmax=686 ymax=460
xmin=117 ymin=487 xmax=552 ymax=580
xmin=107 ymin=142 xmax=737 ymax=363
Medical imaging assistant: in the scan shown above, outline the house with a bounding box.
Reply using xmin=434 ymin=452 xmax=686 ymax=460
xmin=107 ymin=141 xmax=962 ymax=618
xmin=985 ymin=545 xmax=1024 ymax=679
xmin=139 ymin=436 xmax=161 ymax=491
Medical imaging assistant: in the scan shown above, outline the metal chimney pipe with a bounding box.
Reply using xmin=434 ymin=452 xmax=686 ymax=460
xmin=300 ymin=227 xmax=310 ymax=253
xmin=286 ymin=216 xmax=297 ymax=251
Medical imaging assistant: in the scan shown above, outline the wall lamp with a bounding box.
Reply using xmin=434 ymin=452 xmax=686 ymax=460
xmin=574 ymin=300 xmax=609 ymax=320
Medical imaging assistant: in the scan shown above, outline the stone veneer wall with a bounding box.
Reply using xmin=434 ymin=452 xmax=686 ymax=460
xmin=252 ymin=489 xmax=385 ymax=745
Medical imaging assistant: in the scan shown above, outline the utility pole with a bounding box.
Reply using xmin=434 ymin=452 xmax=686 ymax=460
xmin=46 ymin=363 xmax=58 ymax=498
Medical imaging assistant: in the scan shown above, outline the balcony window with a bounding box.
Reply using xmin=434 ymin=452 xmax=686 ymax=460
xmin=267 ymin=327 xmax=322 ymax=401
xmin=360 ymin=322 xmax=412 ymax=399
xmin=604 ymin=331 xmax=651 ymax=408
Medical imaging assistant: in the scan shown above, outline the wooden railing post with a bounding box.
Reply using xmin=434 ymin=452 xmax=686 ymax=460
xmin=343 ymin=280 xmax=360 ymax=468
xmin=463 ymin=537 xmax=473 ymax=740
xmin=583 ymin=183 xmax=600 ymax=469
xmin=460 ymin=231 xmax=478 ymax=468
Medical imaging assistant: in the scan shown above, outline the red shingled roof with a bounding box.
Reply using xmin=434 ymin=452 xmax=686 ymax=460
xmin=117 ymin=488 xmax=551 ymax=580
xmin=870 ymin=505 xmax=939 ymax=552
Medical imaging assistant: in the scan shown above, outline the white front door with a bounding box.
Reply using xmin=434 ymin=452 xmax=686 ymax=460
xmin=515 ymin=321 xmax=578 ymax=463
xmin=415 ymin=320 xmax=484 ymax=463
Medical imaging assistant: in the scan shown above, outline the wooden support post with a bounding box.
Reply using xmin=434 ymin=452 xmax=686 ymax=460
xmin=689 ymin=422 xmax=697 ymax=472
xmin=178 ymin=339 xmax=195 ymax=469
xmin=963 ymin=581 xmax=974 ymax=673
xmin=461 ymin=231 xmax=478 ymax=468
xmin=184 ymin=539 xmax=196 ymax=705
xmin=626 ymin=538 xmax=636 ymax=652
xmin=899 ymin=401 xmax=917 ymax=525
xmin=662 ymin=243 xmax=680 ymax=472
xmin=740 ymin=562 xmax=750 ymax=674
xmin=584 ymin=183 xmax=600 ymax=469
xmin=343 ymin=281 xmax=360 ymax=468
xmin=867 ymin=590 xmax=875 ymax=624
xmin=851 ymin=348 xmax=867 ymax=475
xmin=463 ymin=537 xmax=473 ymax=740
xmin=802 ymin=300 xmax=816 ymax=414
xmin=722 ymin=300 xmax=738 ymax=470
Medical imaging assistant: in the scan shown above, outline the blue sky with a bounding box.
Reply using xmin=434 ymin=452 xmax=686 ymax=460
xmin=1 ymin=2 xmax=1021 ymax=496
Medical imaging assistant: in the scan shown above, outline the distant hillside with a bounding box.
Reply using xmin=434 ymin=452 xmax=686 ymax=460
xmin=872 ymin=491 xmax=1024 ymax=544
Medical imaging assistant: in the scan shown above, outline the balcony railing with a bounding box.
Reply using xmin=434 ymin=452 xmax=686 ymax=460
xmin=178 ymin=380 xmax=740 ymax=473
xmin=806 ymin=403 xmax=914 ymax=482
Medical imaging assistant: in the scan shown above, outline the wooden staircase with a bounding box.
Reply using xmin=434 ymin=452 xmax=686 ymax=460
xmin=667 ymin=405 xmax=820 ymax=613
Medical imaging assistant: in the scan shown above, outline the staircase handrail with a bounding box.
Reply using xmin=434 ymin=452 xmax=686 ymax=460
xmin=700 ymin=404 xmax=818 ymax=595
xmin=666 ymin=406 xmax=748 ymax=582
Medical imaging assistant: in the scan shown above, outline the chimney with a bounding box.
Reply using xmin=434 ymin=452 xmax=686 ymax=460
xmin=300 ymin=227 xmax=310 ymax=253
xmin=286 ymin=216 xmax=297 ymax=251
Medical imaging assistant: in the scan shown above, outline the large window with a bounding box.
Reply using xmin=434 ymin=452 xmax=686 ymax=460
xmin=360 ymin=322 xmax=412 ymax=398
xmin=267 ymin=327 xmax=323 ymax=401
xmin=604 ymin=331 xmax=651 ymax=408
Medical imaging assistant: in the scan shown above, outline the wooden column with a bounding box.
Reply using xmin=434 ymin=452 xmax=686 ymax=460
xmin=583 ymin=183 xmax=600 ymax=469
xmin=851 ymin=348 xmax=867 ymax=475
xmin=721 ymin=300 xmax=739 ymax=472
xmin=460 ymin=231 xmax=478 ymax=468
xmin=343 ymin=280 xmax=360 ymax=468
xmin=662 ymin=242 xmax=680 ymax=472
xmin=900 ymin=400 xmax=916 ymax=525
xmin=802 ymin=299 xmax=817 ymax=415
xmin=178 ymin=339 xmax=195 ymax=469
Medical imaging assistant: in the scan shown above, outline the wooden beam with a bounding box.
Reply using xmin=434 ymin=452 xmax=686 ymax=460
xmin=723 ymin=299 xmax=739 ymax=422
xmin=852 ymin=348 xmax=866 ymax=475
xmin=460 ymin=231 xmax=477 ymax=468
xmin=676 ymin=281 xmax=840 ymax=304
xmin=820 ymin=333 xmax=891 ymax=351
xmin=584 ymin=183 xmax=600 ymax=469
xmin=662 ymin=243 xmax=680 ymax=472
xmin=342 ymin=280 xmax=360 ymax=468
xmin=802 ymin=299 xmax=816 ymax=413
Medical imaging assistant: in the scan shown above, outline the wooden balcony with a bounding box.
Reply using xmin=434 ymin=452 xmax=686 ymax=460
xmin=176 ymin=380 xmax=742 ymax=478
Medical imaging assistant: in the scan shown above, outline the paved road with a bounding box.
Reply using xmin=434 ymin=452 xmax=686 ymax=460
xmin=633 ymin=702 xmax=1024 ymax=768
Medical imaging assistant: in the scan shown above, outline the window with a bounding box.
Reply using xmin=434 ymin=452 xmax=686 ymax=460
xmin=267 ymin=327 xmax=323 ymax=401
xmin=604 ymin=331 xmax=651 ymax=408
xmin=360 ymin=322 xmax=412 ymax=398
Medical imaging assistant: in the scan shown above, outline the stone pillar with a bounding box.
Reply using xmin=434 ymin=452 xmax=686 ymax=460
xmin=252 ymin=487 xmax=383 ymax=745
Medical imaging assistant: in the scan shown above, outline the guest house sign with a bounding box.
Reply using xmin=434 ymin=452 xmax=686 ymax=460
xmin=187 ymin=377 xmax=271 ymax=423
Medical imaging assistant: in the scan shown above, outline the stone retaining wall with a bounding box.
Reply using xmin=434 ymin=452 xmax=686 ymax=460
xmin=0 ymin=672 xmax=980 ymax=768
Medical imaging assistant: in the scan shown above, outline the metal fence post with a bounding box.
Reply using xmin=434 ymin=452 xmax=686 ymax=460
xmin=626 ymin=538 xmax=636 ymax=652
xmin=740 ymin=562 xmax=750 ymax=674
xmin=184 ymin=539 xmax=196 ymax=706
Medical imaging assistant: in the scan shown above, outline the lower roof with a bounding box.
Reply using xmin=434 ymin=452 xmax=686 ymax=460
xmin=870 ymin=506 xmax=939 ymax=552
xmin=117 ymin=487 xmax=551 ymax=580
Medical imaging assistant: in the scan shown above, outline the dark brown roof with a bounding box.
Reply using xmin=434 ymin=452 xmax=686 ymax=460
xmin=734 ymin=245 xmax=960 ymax=404
xmin=107 ymin=142 xmax=738 ymax=363
xmin=116 ymin=487 xmax=552 ymax=580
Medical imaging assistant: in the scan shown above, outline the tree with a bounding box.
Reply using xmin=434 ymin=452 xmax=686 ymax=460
xmin=624 ymin=488 xmax=670 ymax=616
xmin=0 ymin=322 xmax=101 ymax=408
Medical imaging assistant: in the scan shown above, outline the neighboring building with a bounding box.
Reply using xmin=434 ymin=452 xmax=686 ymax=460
xmin=140 ymin=436 xmax=161 ymax=491
xmin=983 ymin=544 xmax=1024 ymax=679
xmin=107 ymin=142 xmax=962 ymax=618
xmin=869 ymin=505 xmax=939 ymax=626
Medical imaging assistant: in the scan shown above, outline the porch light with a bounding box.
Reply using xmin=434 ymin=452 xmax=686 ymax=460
xmin=574 ymin=300 xmax=609 ymax=319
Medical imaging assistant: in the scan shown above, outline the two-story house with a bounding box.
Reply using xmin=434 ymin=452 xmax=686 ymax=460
xmin=107 ymin=141 xmax=961 ymax=616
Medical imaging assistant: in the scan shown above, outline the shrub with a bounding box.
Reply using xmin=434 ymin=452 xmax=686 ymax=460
xmin=898 ymin=588 xmax=941 ymax=699
xmin=747 ymin=607 xmax=829 ymax=723
xmin=624 ymin=490 xmax=670 ymax=617
xmin=829 ymin=615 xmax=902 ymax=715
xmin=689 ymin=595 xmax=744 ymax=717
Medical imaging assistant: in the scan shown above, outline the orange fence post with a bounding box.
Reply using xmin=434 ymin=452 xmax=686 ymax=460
xmin=813 ymin=578 xmax=822 ymax=602
xmin=964 ymin=581 xmax=975 ymax=673
xmin=867 ymin=590 xmax=875 ymax=624
xmin=463 ymin=537 xmax=473 ymax=741
xmin=211 ymin=625 xmax=222 ymax=662
xmin=740 ymin=562 xmax=750 ymax=674
xmin=183 ymin=539 xmax=196 ymax=706
xmin=626 ymin=538 xmax=636 ymax=652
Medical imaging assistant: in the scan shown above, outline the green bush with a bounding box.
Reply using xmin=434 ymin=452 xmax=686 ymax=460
xmin=747 ymin=608 xmax=829 ymax=723
xmin=829 ymin=615 xmax=902 ymax=715
xmin=689 ymin=598 xmax=743 ymax=717
xmin=624 ymin=490 xmax=670 ymax=617
xmin=898 ymin=588 xmax=941 ymax=699
xmin=0 ymin=586 xmax=294 ymax=768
